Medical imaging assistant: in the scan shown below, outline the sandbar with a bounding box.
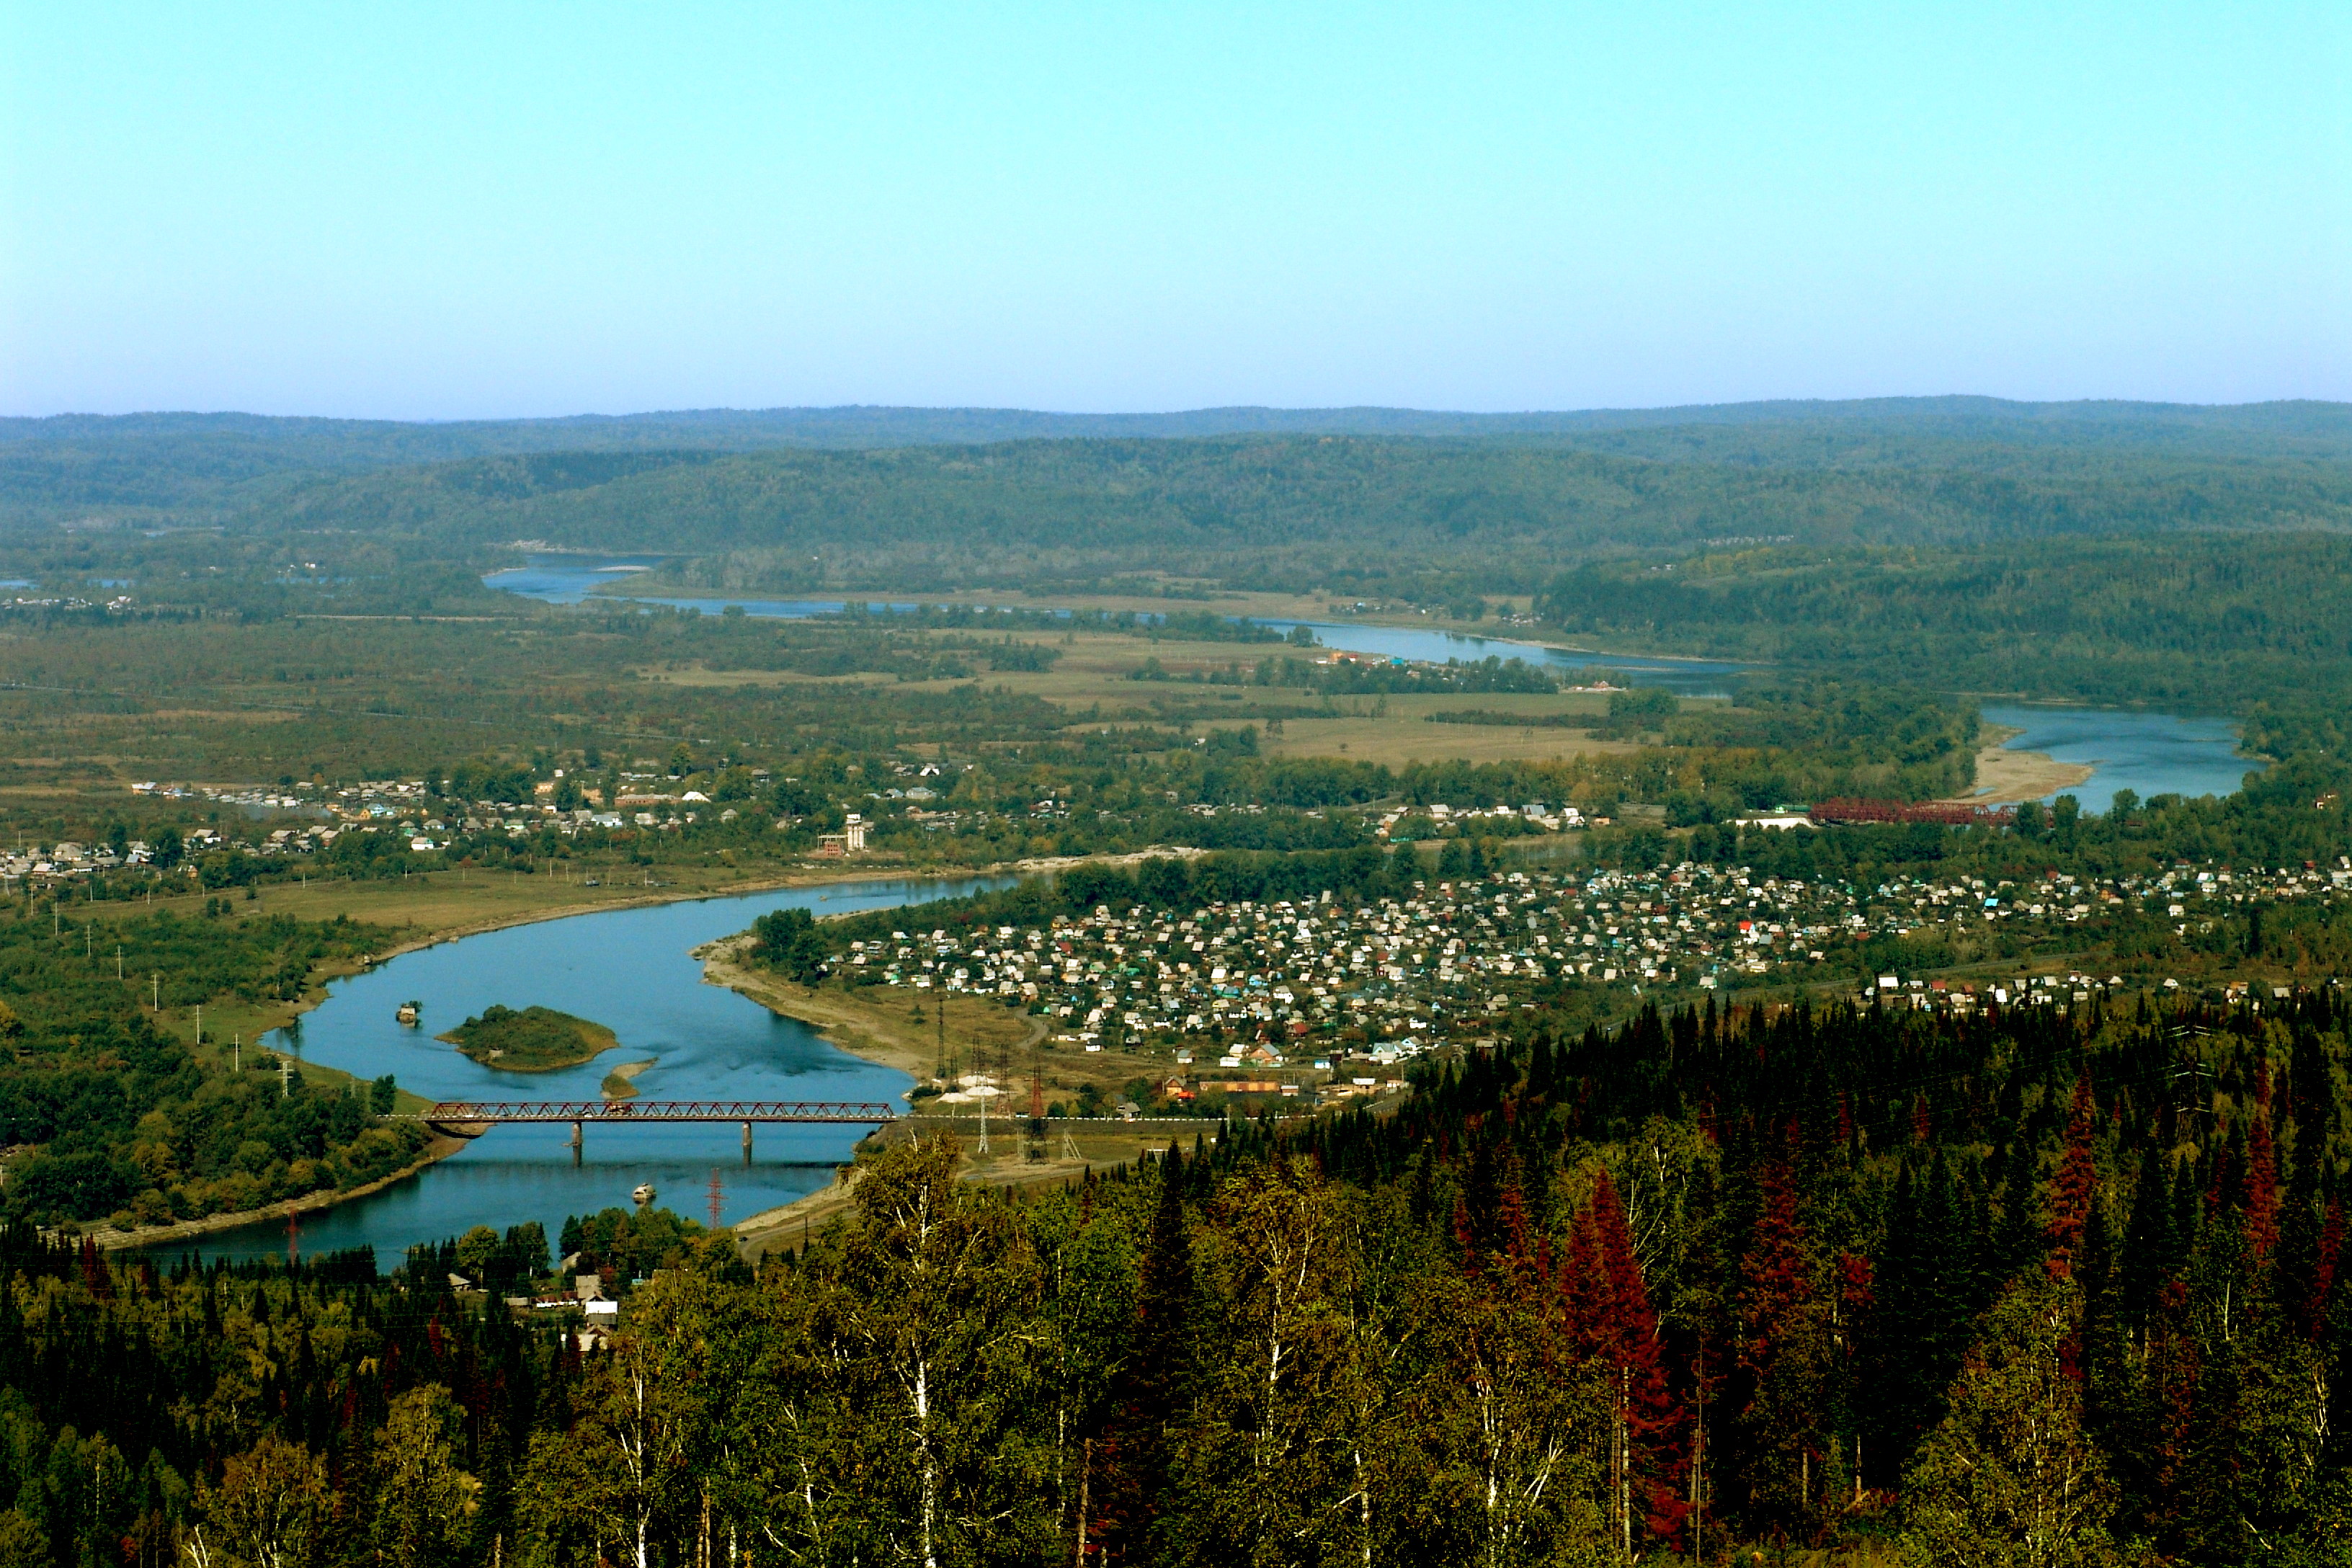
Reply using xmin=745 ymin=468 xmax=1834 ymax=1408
xmin=1943 ymin=726 xmax=2095 ymax=806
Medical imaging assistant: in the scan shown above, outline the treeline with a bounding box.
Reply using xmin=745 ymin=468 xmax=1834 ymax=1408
xmin=0 ymin=1226 xmax=574 ymax=1566
xmin=1538 ymin=535 xmax=2352 ymax=708
xmin=5 ymin=989 xmax=2343 ymax=1563
xmin=1637 ymin=741 xmax=2337 ymax=889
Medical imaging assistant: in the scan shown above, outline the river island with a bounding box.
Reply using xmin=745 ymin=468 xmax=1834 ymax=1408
xmin=440 ymin=1004 xmax=621 ymax=1072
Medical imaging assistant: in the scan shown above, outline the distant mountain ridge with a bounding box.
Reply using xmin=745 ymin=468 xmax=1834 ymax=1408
xmin=9 ymin=395 xmax=2351 ymax=457
xmin=5 ymin=396 xmax=2348 ymax=533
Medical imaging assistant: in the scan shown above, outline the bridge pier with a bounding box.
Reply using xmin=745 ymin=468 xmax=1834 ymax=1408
xmin=742 ymin=1120 xmax=753 ymax=1163
xmin=570 ymin=1120 xmax=582 ymax=1164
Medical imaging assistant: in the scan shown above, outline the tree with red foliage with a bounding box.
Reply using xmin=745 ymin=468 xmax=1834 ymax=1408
xmin=1565 ymin=1169 xmax=1688 ymax=1558
xmin=2309 ymin=1199 xmax=2344 ymax=1338
xmin=1734 ymin=1158 xmax=1832 ymax=1532
xmin=76 ymin=1236 xmax=113 ymax=1301
xmin=2045 ymin=1075 xmax=2099 ymax=1279
xmin=2244 ymin=1059 xmax=2281 ymax=1264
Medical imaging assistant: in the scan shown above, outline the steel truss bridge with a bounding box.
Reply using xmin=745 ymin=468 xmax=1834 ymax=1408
xmin=408 ymin=1100 xmax=899 ymax=1125
xmin=398 ymin=1100 xmax=900 ymax=1157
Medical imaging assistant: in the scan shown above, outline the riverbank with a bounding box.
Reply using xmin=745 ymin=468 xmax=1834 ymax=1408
xmin=695 ymin=937 xmax=1043 ymax=1080
xmin=251 ymin=860 xmax=1015 ymax=1061
xmin=1945 ymin=726 xmax=2097 ymax=806
xmin=84 ymin=1135 xmax=471 ymax=1253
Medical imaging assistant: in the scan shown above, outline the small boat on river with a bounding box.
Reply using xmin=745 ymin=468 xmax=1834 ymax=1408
xmin=396 ymin=1001 xmax=421 ymax=1025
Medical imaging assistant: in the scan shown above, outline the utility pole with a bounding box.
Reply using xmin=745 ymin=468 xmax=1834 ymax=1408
xmin=116 ymin=944 xmax=122 ymax=979
xmin=233 ymin=1035 xmax=240 ymax=1072
xmin=151 ymin=974 xmax=159 ymax=1010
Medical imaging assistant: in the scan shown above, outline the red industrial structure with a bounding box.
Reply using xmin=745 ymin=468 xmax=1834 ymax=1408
xmin=1807 ymin=798 xmax=2017 ymax=827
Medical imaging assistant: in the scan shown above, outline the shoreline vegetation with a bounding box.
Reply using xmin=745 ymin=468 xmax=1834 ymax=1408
xmin=82 ymin=1135 xmax=470 ymax=1253
xmin=701 ymin=936 xmax=1241 ymax=1255
xmin=438 ymin=1003 xmax=620 ymax=1072
xmin=600 ymin=1058 xmax=655 ymax=1099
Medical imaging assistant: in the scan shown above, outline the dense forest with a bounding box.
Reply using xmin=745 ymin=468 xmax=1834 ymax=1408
xmin=8 ymin=398 xmax=2345 ymax=531
xmin=1538 ymin=535 xmax=2352 ymax=710
xmin=193 ymin=436 xmax=2352 ymax=602
xmin=1 ymin=990 xmax=2346 ymax=1565
xmin=0 ymin=910 xmax=422 ymax=1229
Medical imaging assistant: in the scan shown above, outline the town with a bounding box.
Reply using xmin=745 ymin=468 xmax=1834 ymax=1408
xmin=827 ymin=854 xmax=2351 ymax=1110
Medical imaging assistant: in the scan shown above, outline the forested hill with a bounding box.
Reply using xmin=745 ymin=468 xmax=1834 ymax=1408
xmin=249 ymin=433 xmax=2352 ymax=593
xmin=4 ymin=396 xmax=2348 ymax=533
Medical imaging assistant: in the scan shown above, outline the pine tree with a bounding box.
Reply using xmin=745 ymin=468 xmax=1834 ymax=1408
xmin=1102 ymin=1144 xmax=1193 ymax=1564
xmin=2118 ymin=1141 xmax=2178 ymax=1338
xmin=1863 ymin=1151 xmax=1978 ymax=1485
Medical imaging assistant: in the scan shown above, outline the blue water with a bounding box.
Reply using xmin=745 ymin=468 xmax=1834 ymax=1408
xmin=1247 ymin=619 xmax=1746 ymax=696
xmin=481 ymin=556 xmax=673 ymax=605
xmin=1981 ymin=703 xmax=2263 ymax=812
xmin=482 ymin=557 xmax=919 ymax=620
xmin=485 ymin=558 xmax=2265 ymax=797
xmin=484 ymin=557 xmax=1745 ymax=694
xmin=156 ymin=875 xmax=1007 ymax=1270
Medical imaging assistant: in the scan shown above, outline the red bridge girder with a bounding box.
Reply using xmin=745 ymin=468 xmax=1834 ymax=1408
xmin=406 ymin=1100 xmax=900 ymax=1123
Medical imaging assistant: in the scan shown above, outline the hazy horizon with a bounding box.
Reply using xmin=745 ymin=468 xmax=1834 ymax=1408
xmin=9 ymin=393 xmax=2348 ymax=429
xmin=6 ymin=4 xmax=2344 ymax=420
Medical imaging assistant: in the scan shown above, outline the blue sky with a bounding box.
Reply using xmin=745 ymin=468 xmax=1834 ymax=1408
xmin=2 ymin=2 xmax=2345 ymax=418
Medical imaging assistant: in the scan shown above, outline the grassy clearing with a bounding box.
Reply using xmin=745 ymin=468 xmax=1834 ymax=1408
xmin=1261 ymin=716 xmax=1630 ymax=767
xmin=182 ymin=858 xmax=809 ymax=939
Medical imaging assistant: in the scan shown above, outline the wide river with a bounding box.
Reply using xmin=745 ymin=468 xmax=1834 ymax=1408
xmin=161 ymin=876 xmax=1007 ymax=1270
